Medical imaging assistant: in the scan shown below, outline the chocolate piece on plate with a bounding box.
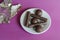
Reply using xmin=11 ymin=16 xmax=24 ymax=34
xmin=28 ymin=23 xmax=41 ymax=28
xmin=31 ymin=17 xmax=41 ymax=24
xmin=33 ymin=25 xmax=42 ymax=32
xmin=24 ymin=11 xmax=30 ymax=27
xmin=35 ymin=9 xmax=42 ymax=16
xmin=30 ymin=14 xmax=41 ymax=18
xmin=40 ymin=17 xmax=47 ymax=23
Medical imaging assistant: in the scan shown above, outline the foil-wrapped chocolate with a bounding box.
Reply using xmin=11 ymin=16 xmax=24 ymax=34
xmin=0 ymin=0 xmax=21 ymax=24
xmin=4 ymin=0 xmax=12 ymax=6
xmin=10 ymin=4 xmax=21 ymax=18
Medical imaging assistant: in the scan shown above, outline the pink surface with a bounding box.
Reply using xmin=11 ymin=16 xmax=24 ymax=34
xmin=0 ymin=0 xmax=60 ymax=40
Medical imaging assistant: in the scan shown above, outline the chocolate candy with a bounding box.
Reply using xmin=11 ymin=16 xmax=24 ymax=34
xmin=40 ymin=20 xmax=45 ymax=23
xmin=40 ymin=17 xmax=47 ymax=23
xmin=35 ymin=9 xmax=42 ymax=16
xmin=30 ymin=14 xmax=47 ymax=23
xmin=33 ymin=25 xmax=42 ymax=32
xmin=28 ymin=23 xmax=41 ymax=28
xmin=24 ymin=11 xmax=30 ymax=27
xmin=30 ymin=14 xmax=41 ymax=18
xmin=31 ymin=18 xmax=40 ymax=24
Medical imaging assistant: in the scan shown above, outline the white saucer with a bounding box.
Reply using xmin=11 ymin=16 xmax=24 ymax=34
xmin=20 ymin=8 xmax=51 ymax=34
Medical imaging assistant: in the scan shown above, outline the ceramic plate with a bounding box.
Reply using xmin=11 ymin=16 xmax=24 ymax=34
xmin=20 ymin=8 xmax=51 ymax=34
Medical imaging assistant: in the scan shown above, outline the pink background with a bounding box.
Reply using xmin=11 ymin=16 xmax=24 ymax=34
xmin=0 ymin=0 xmax=60 ymax=40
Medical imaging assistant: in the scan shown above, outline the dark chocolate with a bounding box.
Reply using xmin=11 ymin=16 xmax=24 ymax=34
xmin=35 ymin=9 xmax=42 ymax=16
xmin=40 ymin=17 xmax=47 ymax=22
xmin=33 ymin=25 xmax=42 ymax=32
xmin=30 ymin=14 xmax=41 ymax=18
xmin=24 ymin=11 xmax=30 ymax=27
xmin=28 ymin=23 xmax=41 ymax=28
xmin=31 ymin=18 xmax=39 ymax=24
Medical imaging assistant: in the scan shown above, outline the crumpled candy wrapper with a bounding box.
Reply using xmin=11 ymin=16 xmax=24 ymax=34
xmin=0 ymin=0 xmax=21 ymax=24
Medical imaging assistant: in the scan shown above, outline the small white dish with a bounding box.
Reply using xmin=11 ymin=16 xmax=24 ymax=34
xmin=20 ymin=8 xmax=51 ymax=34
